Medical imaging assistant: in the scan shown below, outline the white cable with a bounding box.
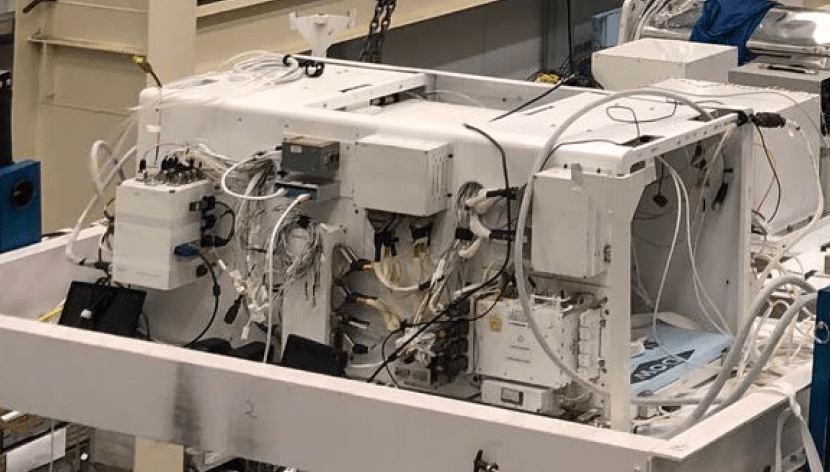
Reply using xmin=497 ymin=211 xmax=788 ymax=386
xmin=651 ymin=158 xmax=683 ymax=332
xmin=373 ymin=260 xmax=421 ymax=294
xmin=665 ymin=275 xmax=814 ymax=436
xmin=658 ymin=157 xmax=732 ymax=336
xmin=458 ymin=237 xmax=485 ymax=260
xmin=760 ymin=383 xmax=824 ymax=472
xmin=514 ymin=89 xmax=716 ymax=396
xmin=652 ymin=85 xmax=828 ymax=148
xmin=754 ymin=122 xmax=824 ymax=289
xmin=66 ymin=145 xmax=137 ymax=266
xmin=221 ymin=155 xmax=287 ymax=201
xmin=469 ymin=213 xmax=492 ymax=239
xmin=739 ymin=300 xmax=791 ymax=379
xmin=264 ymin=193 xmax=311 ymax=363
xmin=89 ymin=140 xmax=112 ymax=198
xmin=708 ymin=293 xmax=817 ymax=417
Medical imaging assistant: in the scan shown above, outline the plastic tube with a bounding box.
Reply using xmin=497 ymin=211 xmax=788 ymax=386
xmin=264 ymin=193 xmax=310 ymax=363
xmin=66 ymin=146 xmax=137 ymax=265
xmin=753 ymin=123 xmax=824 ymax=288
xmin=665 ymin=275 xmax=814 ymax=436
xmin=706 ymin=293 xmax=817 ymax=417
xmin=221 ymin=155 xmax=287 ymax=201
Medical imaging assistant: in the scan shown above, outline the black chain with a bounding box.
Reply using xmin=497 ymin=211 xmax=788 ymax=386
xmin=359 ymin=0 xmax=397 ymax=63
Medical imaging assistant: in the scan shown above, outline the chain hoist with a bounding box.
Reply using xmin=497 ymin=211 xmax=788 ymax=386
xmin=359 ymin=0 xmax=397 ymax=63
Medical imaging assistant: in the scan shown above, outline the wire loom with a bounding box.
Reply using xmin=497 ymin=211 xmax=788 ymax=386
xmin=272 ymin=210 xmax=324 ymax=307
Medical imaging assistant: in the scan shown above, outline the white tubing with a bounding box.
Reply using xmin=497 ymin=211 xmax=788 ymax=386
xmin=373 ymin=261 xmax=420 ymax=294
xmin=706 ymin=293 xmax=817 ymax=417
xmin=221 ymin=155 xmax=287 ymax=201
xmin=66 ymin=146 xmax=137 ymax=265
xmin=664 ymin=275 xmax=814 ymax=437
xmin=754 ymin=123 xmax=824 ymax=289
xmin=264 ymin=193 xmax=311 ymax=363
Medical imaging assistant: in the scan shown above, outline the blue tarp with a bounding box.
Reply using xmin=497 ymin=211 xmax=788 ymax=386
xmin=691 ymin=0 xmax=777 ymax=65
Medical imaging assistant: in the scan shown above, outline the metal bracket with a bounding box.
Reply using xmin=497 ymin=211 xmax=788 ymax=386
xmin=289 ymin=10 xmax=357 ymax=57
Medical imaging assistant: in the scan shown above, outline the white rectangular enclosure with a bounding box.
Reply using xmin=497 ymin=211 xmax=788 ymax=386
xmin=593 ymin=39 xmax=738 ymax=90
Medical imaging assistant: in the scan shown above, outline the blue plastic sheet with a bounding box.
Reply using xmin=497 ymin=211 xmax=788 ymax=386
xmin=691 ymin=0 xmax=777 ymax=64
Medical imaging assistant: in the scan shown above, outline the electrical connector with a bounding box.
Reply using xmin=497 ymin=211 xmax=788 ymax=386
xmin=174 ymin=244 xmax=199 ymax=258
xmin=485 ymin=187 xmax=519 ymax=200
xmin=751 ymin=112 xmax=787 ymax=129
xmin=489 ymin=230 xmax=514 ymax=242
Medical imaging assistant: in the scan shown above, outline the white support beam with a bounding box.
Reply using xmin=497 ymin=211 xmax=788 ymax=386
xmin=0 ymin=314 xmax=659 ymax=472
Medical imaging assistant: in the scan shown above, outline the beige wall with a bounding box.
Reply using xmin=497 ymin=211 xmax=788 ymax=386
xmin=14 ymin=0 xmax=506 ymax=230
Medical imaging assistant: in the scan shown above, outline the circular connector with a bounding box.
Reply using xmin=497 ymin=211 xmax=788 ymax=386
xmin=10 ymin=179 xmax=34 ymax=210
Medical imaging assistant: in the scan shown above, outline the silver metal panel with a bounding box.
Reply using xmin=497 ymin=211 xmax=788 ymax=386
xmin=0 ymin=315 xmax=660 ymax=472
xmin=636 ymin=0 xmax=830 ymax=69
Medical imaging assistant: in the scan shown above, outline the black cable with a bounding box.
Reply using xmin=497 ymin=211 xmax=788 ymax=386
xmin=755 ymin=125 xmax=782 ymax=223
xmin=489 ymin=74 xmax=574 ymax=122
xmin=184 ymin=253 xmax=221 ymax=348
xmin=148 ymin=70 xmax=163 ymax=88
xmin=380 ymin=331 xmax=401 ymax=388
xmin=214 ymin=201 xmax=237 ymax=243
xmin=606 ymin=105 xmax=642 ymax=139
xmin=605 ymin=101 xmax=678 ymax=127
xmin=368 ymin=124 xmax=514 ymax=383
xmin=566 ymin=0 xmax=574 ymax=72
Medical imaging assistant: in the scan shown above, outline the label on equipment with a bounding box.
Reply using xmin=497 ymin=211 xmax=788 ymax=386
xmin=501 ymin=387 xmax=524 ymax=406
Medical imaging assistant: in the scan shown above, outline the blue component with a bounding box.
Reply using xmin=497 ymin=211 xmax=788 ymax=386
xmin=630 ymin=323 xmax=730 ymax=395
xmin=809 ymin=287 xmax=830 ymax=466
xmin=174 ymin=243 xmax=198 ymax=257
xmin=284 ymin=187 xmax=312 ymax=200
xmin=690 ymin=0 xmax=776 ymax=65
xmin=0 ymin=160 xmax=41 ymax=253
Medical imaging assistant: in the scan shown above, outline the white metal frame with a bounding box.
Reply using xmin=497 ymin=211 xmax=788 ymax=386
xmin=0 ymin=57 xmax=816 ymax=469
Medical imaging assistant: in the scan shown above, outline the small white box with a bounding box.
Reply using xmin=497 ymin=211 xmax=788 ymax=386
xmin=473 ymin=298 xmax=578 ymax=389
xmin=532 ymin=168 xmax=608 ymax=278
xmin=351 ymin=135 xmax=451 ymax=216
xmin=113 ymin=178 xmax=213 ymax=290
xmin=481 ymin=379 xmax=556 ymax=415
xmin=592 ymin=38 xmax=738 ymax=90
